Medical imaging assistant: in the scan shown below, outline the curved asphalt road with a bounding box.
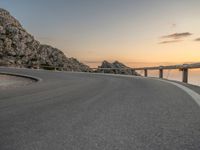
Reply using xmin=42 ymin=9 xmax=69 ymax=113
xmin=0 ymin=68 xmax=200 ymax=150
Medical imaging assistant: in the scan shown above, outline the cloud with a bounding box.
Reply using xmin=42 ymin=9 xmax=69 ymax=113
xmin=194 ymin=38 xmax=200 ymax=41
xmin=171 ymin=23 xmax=177 ymax=28
xmin=162 ymin=32 xmax=192 ymax=39
xmin=159 ymin=40 xmax=182 ymax=44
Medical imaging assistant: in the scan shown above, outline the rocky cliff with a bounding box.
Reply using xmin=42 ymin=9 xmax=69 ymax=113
xmin=97 ymin=60 xmax=140 ymax=76
xmin=0 ymin=8 xmax=91 ymax=72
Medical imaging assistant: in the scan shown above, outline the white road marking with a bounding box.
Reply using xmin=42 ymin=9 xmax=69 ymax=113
xmin=157 ymin=79 xmax=200 ymax=107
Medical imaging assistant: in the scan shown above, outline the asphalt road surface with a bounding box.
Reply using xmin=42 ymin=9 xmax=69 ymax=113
xmin=0 ymin=68 xmax=200 ymax=150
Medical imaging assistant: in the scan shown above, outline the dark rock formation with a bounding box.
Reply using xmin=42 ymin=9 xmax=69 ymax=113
xmin=97 ymin=60 xmax=140 ymax=76
xmin=0 ymin=8 xmax=91 ymax=72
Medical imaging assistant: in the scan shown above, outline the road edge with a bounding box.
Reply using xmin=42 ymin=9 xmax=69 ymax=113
xmin=152 ymin=78 xmax=200 ymax=107
xmin=0 ymin=72 xmax=42 ymax=82
xmin=79 ymin=72 xmax=200 ymax=107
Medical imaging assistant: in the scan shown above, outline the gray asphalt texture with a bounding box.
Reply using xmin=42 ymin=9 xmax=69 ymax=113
xmin=0 ymin=68 xmax=200 ymax=150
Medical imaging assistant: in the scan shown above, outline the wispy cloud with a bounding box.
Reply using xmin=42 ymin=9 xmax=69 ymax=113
xmin=194 ymin=38 xmax=200 ymax=41
xmin=161 ymin=32 xmax=192 ymax=39
xmin=159 ymin=40 xmax=182 ymax=44
xmin=171 ymin=23 xmax=177 ymax=28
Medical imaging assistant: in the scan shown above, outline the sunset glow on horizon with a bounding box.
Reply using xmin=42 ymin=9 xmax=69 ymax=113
xmin=1 ymin=0 xmax=200 ymax=67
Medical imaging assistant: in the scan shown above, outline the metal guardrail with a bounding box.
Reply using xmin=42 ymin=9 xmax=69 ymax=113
xmin=92 ymin=63 xmax=200 ymax=83
xmin=45 ymin=62 xmax=200 ymax=84
xmin=91 ymin=67 xmax=137 ymax=75
xmin=2 ymin=62 xmax=199 ymax=83
xmin=133 ymin=63 xmax=200 ymax=83
xmin=134 ymin=63 xmax=200 ymax=70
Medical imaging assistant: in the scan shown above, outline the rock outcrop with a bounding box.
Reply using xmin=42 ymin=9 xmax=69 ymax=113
xmin=97 ymin=60 xmax=140 ymax=76
xmin=0 ymin=8 xmax=91 ymax=72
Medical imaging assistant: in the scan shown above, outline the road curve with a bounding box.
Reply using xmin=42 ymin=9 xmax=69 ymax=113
xmin=0 ymin=68 xmax=200 ymax=150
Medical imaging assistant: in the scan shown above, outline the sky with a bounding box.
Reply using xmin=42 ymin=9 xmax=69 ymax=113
xmin=0 ymin=0 xmax=200 ymax=67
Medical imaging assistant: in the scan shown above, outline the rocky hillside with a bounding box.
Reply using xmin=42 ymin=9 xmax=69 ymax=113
xmin=97 ymin=60 xmax=140 ymax=76
xmin=0 ymin=8 xmax=91 ymax=72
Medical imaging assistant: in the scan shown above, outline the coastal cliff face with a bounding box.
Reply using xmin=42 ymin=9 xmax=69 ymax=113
xmin=97 ymin=60 xmax=140 ymax=76
xmin=0 ymin=8 xmax=91 ymax=72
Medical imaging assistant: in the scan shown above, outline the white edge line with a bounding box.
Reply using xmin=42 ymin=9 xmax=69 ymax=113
xmin=154 ymin=78 xmax=200 ymax=107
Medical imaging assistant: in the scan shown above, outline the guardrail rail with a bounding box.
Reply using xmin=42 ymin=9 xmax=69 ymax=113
xmin=2 ymin=62 xmax=200 ymax=84
xmin=132 ymin=63 xmax=200 ymax=83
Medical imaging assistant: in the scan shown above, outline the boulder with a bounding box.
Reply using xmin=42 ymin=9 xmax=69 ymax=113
xmin=97 ymin=60 xmax=140 ymax=76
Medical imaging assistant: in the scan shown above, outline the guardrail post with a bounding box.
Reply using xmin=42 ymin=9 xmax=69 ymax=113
xmin=159 ymin=66 xmax=163 ymax=78
xmin=182 ymin=68 xmax=188 ymax=83
xmin=144 ymin=69 xmax=148 ymax=77
xmin=182 ymin=64 xmax=188 ymax=83
xmin=131 ymin=69 xmax=135 ymax=75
